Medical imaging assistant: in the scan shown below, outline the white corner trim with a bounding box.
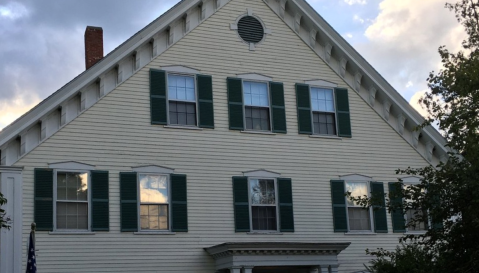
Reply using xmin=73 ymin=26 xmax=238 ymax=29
xmin=339 ymin=173 xmax=372 ymax=181
xmin=304 ymin=79 xmax=337 ymax=88
xmin=48 ymin=161 xmax=96 ymax=170
xmin=400 ymin=176 xmax=421 ymax=183
xmin=160 ymin=65 xmax=200 ymax=74
xmin=237 ymin=73 xmax=273 ymax=82
xmin=243 ymin=169 xmax=281 ymax=178
xmin=131 ymin=165 xmax=175 ymax=174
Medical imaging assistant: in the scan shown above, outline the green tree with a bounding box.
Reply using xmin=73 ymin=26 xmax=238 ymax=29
xmin=0 ymin=192 xmax=10 ymax=229
xmin=350 ymin=1 xmax=479 ymax=272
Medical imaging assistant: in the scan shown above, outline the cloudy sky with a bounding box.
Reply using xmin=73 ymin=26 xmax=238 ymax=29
xmin=0 ymin=0 xmax=465 ymax=129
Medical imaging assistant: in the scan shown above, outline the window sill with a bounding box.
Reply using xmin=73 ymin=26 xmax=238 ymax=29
xmin=404 ymin=231 xmax=427 ymax=235
xmin=133 ymin=231 xmax=176 ymax=235
xmin=241 ymin=130 xmax=276 ymax=135
xmin=164 ymin=125 xmax=203 ymax=130
xmin=247 ymin=231 xmax=283 ymax=235
xmin=344 ymin=231 xmax=376 ymax=235
xmin=309 ymin=135 xmax=342 ymax=140
xmin=49 ymin=231 xmax=96 ymax=235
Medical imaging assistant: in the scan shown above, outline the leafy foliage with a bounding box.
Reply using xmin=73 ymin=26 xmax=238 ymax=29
xmin=349 ymin=1 xmax=479 ymax=272
xmin=0 ymin=191 xmax=10 ymax=229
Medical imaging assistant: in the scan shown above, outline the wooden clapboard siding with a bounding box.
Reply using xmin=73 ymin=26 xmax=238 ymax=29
xmin=15 ymin=0 xmax=428 ymax=272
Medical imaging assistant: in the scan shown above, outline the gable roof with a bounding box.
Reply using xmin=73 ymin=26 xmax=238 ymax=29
xmin=0 ymin=0 xmax=448 ymax=165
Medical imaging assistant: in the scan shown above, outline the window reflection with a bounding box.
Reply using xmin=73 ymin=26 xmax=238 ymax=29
xmin=139 ymin=174 xmax=168 ymax=203
xmin=139 ymin=174 xmax=169 ymax=231
xmin=56 ymin=172 xmax=88 ymax=230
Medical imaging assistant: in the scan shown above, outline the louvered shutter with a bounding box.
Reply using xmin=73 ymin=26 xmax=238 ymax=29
xmin=389 ymin=182 xmax=406 ymax=233
xmin=171 ymin=174 xmax=188 ymax=232
xmin=34 ymin=169 xmax=53 ymax=231
xmin=197 ymin=75 xmax=214 ymax=128
xmin=91 ymin=170 xmax=109 ymax=231
xmin=278 ymin=178 xmax=294 ymax=232
xmin=371 ymin=182 xmax=388 ymax=233
xmin=270 ymin=82 xmax=287 ymax=133
xmin=296 ymin=83 xmax=312 ymax=134
xmin=120 ymin=172 xmax=138 ymax=232
xmin=150 ymin=69 xmax=167 ymax=125
xmin=335 ymin=88 xmax=352 ymax=137
xmin=233 ymin=176 xmax=250 ymax=232
xmin=227 ymin=78 xmax=244 ymax=130
xmin=330 ymin=180 xmax=348 ymax=232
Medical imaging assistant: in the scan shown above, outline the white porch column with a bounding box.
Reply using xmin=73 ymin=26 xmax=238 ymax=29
xmin=243 ymin=266 xmax=254 ymax=273
xmin=0 ymin=166 xmax=23 ymax=273
xmin=229 ymin=267 xmax=242 ymax=273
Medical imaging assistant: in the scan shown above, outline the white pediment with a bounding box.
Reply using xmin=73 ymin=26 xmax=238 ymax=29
xmin=48 ymin=161 xmax=96 ymax=170
xmin=236 ymin=73 xmax=273 ymax=82
xmin=160 ymin=65 xmax=200 ymax=74
xmin=131 ymin=165 xmax=174 ymax=174
xmin=304 ymin=79 xmax=338 ymax=88
xmin=339 ymin=173 xmax=372 ymax=181
xmin=243 ymin=169 xmax=281 ymax=178
xmin=400 ymin=176 xmax=421 ymax=183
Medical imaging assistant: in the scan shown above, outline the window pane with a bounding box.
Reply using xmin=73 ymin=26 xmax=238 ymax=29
xmin=250 ymin=179 xmax=275 ymax=204
xmin=139 ymin=174 xmax=169 ymax=203
xmin=168 ymin=74 xmax=195 ymax=102
xmin=243 ymin=81 xmax=268 ymax=106
xmin=245 ymin=106 xmax=270 ymax=131
xmin=57 ymin=202 xmax=88 ymax=230
xmin=57 ymin=173 xmax=67 ymax=200
xmin=169 ymin=101 xmax=196 ymax=126
xmin=58 ymin=172 xmax=88 ymax=201
xmin=346 ymin=182 xmax=368 ymax=206
xmin=348 ymin=207 xmax=371 ymax=231
xmin=252 ymin=206 xmax=277 ymax=230
xmin=406 ymin=209 xmax=427 ymax=231
xmin=140 ymin=204 xmax=168 ymax=230
xmin=311 ymin=88 xmax=334 ymax=112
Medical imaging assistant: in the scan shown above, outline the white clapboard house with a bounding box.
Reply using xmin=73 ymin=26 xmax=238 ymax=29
xmin=0 ymin=0 xmax=447 ymax=272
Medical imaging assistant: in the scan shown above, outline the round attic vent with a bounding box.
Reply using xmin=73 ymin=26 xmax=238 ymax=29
xmin=237 ymin=16 xmax=264 ymax=43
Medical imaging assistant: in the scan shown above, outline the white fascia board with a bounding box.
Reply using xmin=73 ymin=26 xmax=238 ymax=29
xmin=291 ymin=0 xmax=448 ymax=154
xmin=0 ymin=0 xmax=206 ymax=147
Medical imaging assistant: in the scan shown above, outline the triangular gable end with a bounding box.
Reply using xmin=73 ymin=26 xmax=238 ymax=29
xmin=0 ymin=0 xmax=447 ymax=166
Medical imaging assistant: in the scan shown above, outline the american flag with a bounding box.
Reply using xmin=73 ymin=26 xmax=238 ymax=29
xmin=26 ymin=231 xmax=36 ymax=273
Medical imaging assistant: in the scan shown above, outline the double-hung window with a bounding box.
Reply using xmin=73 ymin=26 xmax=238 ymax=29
xmin=249 ymin=178 xmax=277 ymax=230
xmin=295 ymin=83 xmax=351 ymax=137
xmin=330 ymin=177 xmax=388 ymax=233
xmin=227 ymin=77 xmax=287 ymax=133
xmin=55 ymin=171 xmax=89 ymax=230
xmin=168 ymin=74 xmax=197 ymax=126
xmin=33 ymin=164 xmax=110 ymax=232
xmin=139 ymin=174 xmax=169 ymax=230
xmin=311 ymin=87 xmax=336 ymax=135
xmin=119 ymin=167 xmax=188 ymax=233
xmin=150 ymin=68 xmax=214 ymax=128
xmin=243 ymin=81 xmax=270 ymax=131
xmin=232 ymin=171 xmax=294 ymax=233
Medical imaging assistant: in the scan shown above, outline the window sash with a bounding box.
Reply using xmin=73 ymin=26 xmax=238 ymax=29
xmin=167 ymin=74 xmax=196 ymax=102
xmin=309 ymin=87 xmax=338 ymax=135
xmin=53 ymin=170 xmax=90 ymax=231
xmin=248 ymin=178 xmax=279 ymax=231
xmin=166 ymin=73 xmax=198 ymax=126
xmin=138 ymin=173 xmax=171 ymax=231
xmin=345 ymin=181 xmax=374 ymax=232
xmin=242 ymin=81 xmax=272 ymax=131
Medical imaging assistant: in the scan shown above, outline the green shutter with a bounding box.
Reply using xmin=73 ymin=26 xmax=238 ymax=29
xmin=120 ymin=172 xmax=138 ymax=232
xmin=296 ymin=83 xmax=312 ymax=134
xmin=270 ymin=82 xmax=287 ymax=133
xmin=278 ymin=178 xmax=294 ymax=232
xmin=389 ymin=182 xmax=406 ymax=233
xmin=431 ymin=195 xmax=444 ymax=230
xmin=197 ymin=74 xmax=214 ymax=128
xmin=371 ymin=182 xmax=388 ymax=233
xmin=227 ymin=78 xmax=244 ymax=130
xmin=150 ymin=69 xmax=167 ymax=125
xmin=233 ymin=176 xmax=250 ymax=232
xmin=34 ymin=169 xmax=53 ymax=231
xmin=330 ymin=180 xmax=348 ymax=232
xmin=335 ymin=88 xmax=352 ymax=137
xmin=171 ymin=174 xmax=188 ymax=232
xmin=91 ymin=170 xmax=109 ymax=231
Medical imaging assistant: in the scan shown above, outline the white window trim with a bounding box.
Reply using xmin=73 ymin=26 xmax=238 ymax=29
xmin=309 ymin=85 xmax=338 ymax=137
xmin=242 ymin=79 xmax=273 ymax=132
xmin=136 ymin=172 xmax=172 ymax=233
xmin=53 ymin=169 xmax=91 ymax=232
xmin=165 ymin=72 xmax=199 ymax=128
xmin=344 ymin=180 xmax=375 ymax=234
xmin=247 ymin=177 xmax=280 ymax=232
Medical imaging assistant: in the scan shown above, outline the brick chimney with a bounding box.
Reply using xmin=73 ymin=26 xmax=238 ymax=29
xmin=84 ymin=26 xmax=103 ymax=70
